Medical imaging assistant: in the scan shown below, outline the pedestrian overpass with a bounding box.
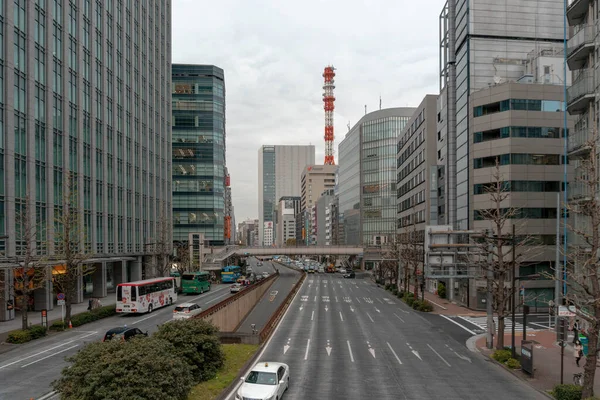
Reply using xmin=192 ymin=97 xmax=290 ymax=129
xmin=206 ymin=245 xmax=364 ymax=263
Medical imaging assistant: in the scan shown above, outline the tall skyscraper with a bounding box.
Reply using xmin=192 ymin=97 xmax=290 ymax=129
xmin=0 ymin=0 xmax=172 ymax=321
xmin=300 ymin=164 xmax=338 ymax=245
xmin=172 ymin=64 xmax=226 ymax=247
xmin=258 ymin=145 xmax=315 ymax=245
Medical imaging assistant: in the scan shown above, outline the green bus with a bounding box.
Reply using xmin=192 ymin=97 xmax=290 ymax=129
xmin=181 ymin=271 xmax=211 ymax=294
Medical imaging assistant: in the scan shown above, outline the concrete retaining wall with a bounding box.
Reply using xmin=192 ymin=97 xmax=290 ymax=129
xmin=198 ymin=277 xmax=275 ymax=332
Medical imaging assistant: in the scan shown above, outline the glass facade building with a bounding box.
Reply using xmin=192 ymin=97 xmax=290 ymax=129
xmin=0 ymin=0 xmax=172 ymax=320
xmin=172 ymin=64 xmax=226 ymax=246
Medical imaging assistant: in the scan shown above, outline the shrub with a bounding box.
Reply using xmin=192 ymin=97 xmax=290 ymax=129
xmin=392 ymin=287 xmax=398 ymax=295
xmin=397 ymin=290 xmax=405 ymax=298
xmin=414 ymin=300 xmax=434 ymax=312
xmin=50 ymin=321 xmax=67 ymax=331
xmin=28 ymin=325 xmax=48 ymax=340
xmin=70 ymin=305 xmax=116 ymax=327
xmin=6 ymin=329 xmax=31 ymax=344
xmin=54 ymin=337 xmax=193 ymax=400
xmin=437 ymin=282 xmax=446 ymax=299
xmin=552 ymin=384 xmax=583 ymax=400
xmin=505 ymin=358 xmax=521 ymax=369
xmin=385 ymin=284 xmax=392 ymax=291
xmin=153 ymin=319 xmax=225 ymax=383
xmin=491 ymin=349 xmax=512 ymax=364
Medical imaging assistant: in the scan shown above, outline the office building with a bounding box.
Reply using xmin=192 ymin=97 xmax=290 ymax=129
xmin=0 ymin=1 xmax=173 ymax=321
xmin=338 ymin=108 xmax=415 ymax=247
xmin=263 ymin=221 xmax=274 ymax=246
xmin=316 ymin=189 xmax=335 ymax=245
xmin=258 ymin=145 xmax=315 ymax=245
xmin=276 ymin=196 xmax=301 ymax=246
xmin=172 ymin=64 xmax=226 ymax=247
xmin=300 ymin=164 xmax=337 ymax=244
xmin=396 ymin=96 xmax=438 ymax=289
xmin=238 ymin=219 xmax=259 ymax=247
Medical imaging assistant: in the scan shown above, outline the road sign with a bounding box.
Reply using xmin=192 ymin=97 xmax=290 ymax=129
xmin=558 ymin=305 xmax=576 ymax=317
xmin=57 ymin=299 xmax=65 ymax=306
xmin=57 ymin=293 xmax=65 ymax=300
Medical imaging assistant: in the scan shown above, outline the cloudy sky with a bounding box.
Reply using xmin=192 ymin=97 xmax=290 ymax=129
xmin=172 ymin=0 xmax=446 ymax=222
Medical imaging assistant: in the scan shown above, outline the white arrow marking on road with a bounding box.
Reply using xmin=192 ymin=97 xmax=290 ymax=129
xmin=445 ymin=344 xmax=472 ymax=363
xmin=366 ymin=313 xmax=375 ymax=323
xmin=325 ymin=305 xmax=329 ymax=312
xmin=350 ymin=306 xmax=355 ymax=312
xmin=335 ymin=296 xmax=338 ymax=302
xmin=308 ymin=284 xmax=312 ymax=288
xmin=347 ymin=340 xmax=355 ymax=363
xmin=326 ymin=340 xmax=332 ymax=356
xmin=284 ymin=339 xmax=291 ymax=355
xmin=406 ymin=343 xmax=422 ymax=361
xmin=427 ymin=344 xmax=451 ymax=367
xmin=304 ymin=339 xmax=311 ymax=360
xmin=301 ymin=295 xmax=308 ymax=302
xmin=323 ymin=280 xmax=328 ymax=283
xmin=339 ymin=312 xmax=344 ymax=321
xmin=299 ymin=305 xmax=303 ymax=311
xmin=374 ymin=307 xmax=381 ymax=313
xmin=387 ymin=342 xmax=403 ymax=365
xmin=367 ymin=341 xmax=376 ymax=358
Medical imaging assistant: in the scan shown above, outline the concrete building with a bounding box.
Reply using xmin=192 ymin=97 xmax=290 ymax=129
xmin=300 ymin=165 xmax=337 ymax=245
xmin=0 ymin=1 xmax=173 ymax=321
xmin=258 ymin=145 xmax=315 ymax=245
xmin=316 ymin=190 xmax=335 ymax=245
xmin=396 ymin=96 xmax=438 ymax=290
xmin=263 ymin=221 xmax=274 ymax=246
xmin=172 ymin=64 xmax=226 ymax=247
xmin=337 ymin=108 xmax=415 ymax=249
xmin=238 ymin=219 xmax=259 ymax=246
xmin=276 ymin=196 xmax=301 ymax=246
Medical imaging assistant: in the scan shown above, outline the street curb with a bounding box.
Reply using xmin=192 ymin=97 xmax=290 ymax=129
xmin=468 ymin=335 xmax=554 ymax=400
xmin=37 ymin=390 xmax=59 ymax=400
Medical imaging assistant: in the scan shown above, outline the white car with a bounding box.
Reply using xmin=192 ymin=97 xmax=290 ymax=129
xmin=236 ymin=362 xmax=290 ymax=400
xmin=262 ymin=272 xmax=269 ymax=279
xmin=172 ymin=303 xmax=202 ymax=320
xmin=231 ymin=283 xmax=242 ymax=293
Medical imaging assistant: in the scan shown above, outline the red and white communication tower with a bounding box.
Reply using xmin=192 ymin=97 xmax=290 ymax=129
xmin=322 ymin=66 xmax=336 ymax=165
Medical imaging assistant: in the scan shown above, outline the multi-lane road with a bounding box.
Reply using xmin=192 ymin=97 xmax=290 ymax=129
xmin=228 ymin=272 xmax=547 ymax=400
xmin=0 ymin=257 xmax=274 ymax=400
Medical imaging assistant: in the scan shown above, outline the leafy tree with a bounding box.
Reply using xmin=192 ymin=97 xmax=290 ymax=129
xmin=53 ymin=337 xmax=193 ymax=400
xmin=286 ymin=238 xmax=296 ymax=246
xmin=153 ymin=318 xmax=225 ymax=383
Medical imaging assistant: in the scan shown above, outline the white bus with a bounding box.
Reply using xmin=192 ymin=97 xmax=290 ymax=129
xmin=116 ymin=277 xmax=177 ymax=314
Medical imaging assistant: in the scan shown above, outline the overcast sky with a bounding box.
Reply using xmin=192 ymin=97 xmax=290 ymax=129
xmin=172 ymin=0 xmax=446 ymax=223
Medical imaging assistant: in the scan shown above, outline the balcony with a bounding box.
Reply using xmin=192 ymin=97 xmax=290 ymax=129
xmin=567 ymin=0 xmax=591 ymax=26
xmin=567 ymin=25 xmax=595 ymax=70
xmin=568 ymin=128 xmax=593 ymax=158
xmin=567 ymin=72 xmax=595 ymax=114
xmin=569 ymin=181 xmax=594 ymax=202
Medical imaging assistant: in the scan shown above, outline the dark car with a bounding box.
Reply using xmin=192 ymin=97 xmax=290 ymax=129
xmin=343 ymin=271 xmax=356 ymax=279
xmin=103 ymin=326 xmax=148 ymax=342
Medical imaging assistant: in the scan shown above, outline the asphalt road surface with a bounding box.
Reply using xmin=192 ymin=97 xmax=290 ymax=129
xmin=228 ymin=273 xmax=547 ymax=400
xmin=236 ymin=260 xmax=301 ymax=334
xmin=0 ymin=283 xmax=235 ymax=400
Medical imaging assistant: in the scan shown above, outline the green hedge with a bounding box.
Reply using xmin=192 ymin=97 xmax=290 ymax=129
xmin=437 ymin=282 xmax=446 ymax=299
xmin=6 ymin=325 xmax=48 ymax=344
xmin=50 ymin=305 xmax=117 ymax=331
xmin=492 ymin=349 xmax=512 ymax=364
xmin=552 ymin=384 xmax=582 ymax=400
xmin=506 ymin=358 xmax=521 ymax=369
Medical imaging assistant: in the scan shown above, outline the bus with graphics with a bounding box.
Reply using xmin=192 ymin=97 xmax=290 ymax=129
xmin=221 ymin=265 xmax=242 ymax=284
xmin=116 ymin=277 xmax=177 ymax=314
xmin=181 ymin=271 xmax=211 ymax=294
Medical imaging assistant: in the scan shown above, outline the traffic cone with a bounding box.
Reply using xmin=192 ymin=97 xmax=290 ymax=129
xmin=68 ymin=320 xmax=73 ymax=329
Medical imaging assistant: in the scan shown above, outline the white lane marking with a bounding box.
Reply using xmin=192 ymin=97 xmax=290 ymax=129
xmin=21 ymin=344 xmax=79 ymax=368
xmin=427 ymin=298 xmax=448 ymax=310
xmin=0 ymin=332 xmax=98 ymax=370
xmin=407 ymin=343 xmax=422 ymax=361
xmin=339 ymin=312 xmax=344 ymax=322
xmin=377 ymin=298 xmax=384 ymax=304
xmin=131 ymin=313 xmax=159 ymax=325
xmin=301 ymin=295 xmax=308 ymax=302
xmin=190 ymin=285 xmax=228 ymax=301
xmin=387 ymin=342 xmax=403 ymax=365
xmin=205 ymin=292 xmax=230 ymax=304
xmin=349 ymin=306 xmax=355 ymax=312
xmin=314 ymin=296 xmax=317 ymax=302
xmin=355 ymin=297 xmax=361 ymax=303
xmin=304 ymin=339 xmax=311 ymax=360
xmin=428 ymin=344 xmax=451 ymax=367
xmin=445 ymin=344 xmax=472 ymax=363
xmin=347 ymin=340 xmax=355 ymax=363
xmin=311 ymin=310 xmax=314 ymax=321
xmin=335 ymin=296 xmax=338 ymax=302
xmin=394 ymin=313 xmax=405 ymax=323
xmin=530 ymin=322 xmax=550 ymax=329
xmin=374 ymin=307 xmax=381 ymax=313
xmin=440 ymin=315 xmax=477 ymax=335
xmin=366 ymin=313 xmax=375 ymax=323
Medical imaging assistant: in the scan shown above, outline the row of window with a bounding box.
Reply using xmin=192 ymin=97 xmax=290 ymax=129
xmin=397 ymin=170 xmax=426 ymax=198
xmin=474 ymin=126 xmax=567 ymax=143
xmin=397 ymin=209 xmax=426 ymax=228
xmin=474 ymin=153 xmax=567 ymax=169
xmin=473 ymin=181 xmax=565 ymax=195
xmin=397 ymin=149 xmax=425 ymax=183
xmin=473 ymin=99 xmax=566 ymax=117
xmin=474 ymin=208 xmax=561 ymax=220
xmin=397 ymin=190 xmax=426 ymax=213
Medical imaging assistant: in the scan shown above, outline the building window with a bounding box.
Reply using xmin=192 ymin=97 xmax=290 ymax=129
xmin=473 ymin=153 xmax=566 ymax=169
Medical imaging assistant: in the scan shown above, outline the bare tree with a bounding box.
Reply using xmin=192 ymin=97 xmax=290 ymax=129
xmin=173 ymin=241 xmax=192 ymax=276
xmin=560 ymin=130 xmax=600 ymax=398
xmin=52 ymin=174 xmax=94 ymax=324
xmin=380 ymin=234 xmax=400 ymax=286
xmin=473 ymin=160 xmax=538 ymax=350
xmin=399 ymin=223 xmax=422 ymax=296
xmin=148 ymin=212 xmax=172 ymax=278
xmin=0 ymin=198 xmax=48 ymax=330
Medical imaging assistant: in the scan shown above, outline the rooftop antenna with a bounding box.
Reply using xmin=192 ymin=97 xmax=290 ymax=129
xmin=347 ymin=121 xmax=351 ymax=132
xmin=379 ymin=95 xmax=382 ymax=110
xmin=364 ymin=105 xmax=367 ymax=115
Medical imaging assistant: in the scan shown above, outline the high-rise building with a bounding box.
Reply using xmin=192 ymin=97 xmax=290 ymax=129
xmin=338 ymin=108 xmax=414 ymax=247
xmin=276 ymin=196 xmax=301 ymax=246
xmin=316 ymin=189 xmax=335 ymax=245
xmin=172 ymin=65 xmax=226 ymax=247
xmin=0 ymin=0 xmax=172 ymax=321
xmin=300 ymin=165 xmax=337 ymax=245
xmin=238 ymin=219 xmax=259 ymax=246
xmin=258 ymin=145 xmax=315 ymax=245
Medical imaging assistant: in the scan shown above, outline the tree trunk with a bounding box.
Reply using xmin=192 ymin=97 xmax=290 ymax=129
xmin=413 ymin=270 xmax=418 ymax=298
xmin=21 ymin=272 xmax=30 ymax=330
xmin=496 ymin=317 xmax=505 ymax=350
xmin=582 ymin=324 xmax=599 ymax=398
xmin=496 ymin=289 xmax=506 ymax=350
xmin=404 ymin=266 xmax=409 ymax=293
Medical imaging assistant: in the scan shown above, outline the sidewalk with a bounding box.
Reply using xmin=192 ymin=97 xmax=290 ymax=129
xmin=405 ymin=285 xmax=486 ymax=317
xmin=474 ymin=330 xmax=600 ymax=395
xmin=0 ymin=295 xmax=116 ymax=334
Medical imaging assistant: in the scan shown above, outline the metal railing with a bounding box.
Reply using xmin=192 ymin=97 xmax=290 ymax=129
xmin=568 ymin=128 xmax=592 ymax=154
xmin=567 ymin=24 xmax=595 ymax=57
xmin=569 ymin=181 xmax=594 ymax=200
xmin=567 ymin=71 xmax=595 ymax=104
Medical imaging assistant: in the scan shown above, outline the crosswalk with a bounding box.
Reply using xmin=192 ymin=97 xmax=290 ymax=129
xmin=458 ymin=316 xmax=529 ymax=332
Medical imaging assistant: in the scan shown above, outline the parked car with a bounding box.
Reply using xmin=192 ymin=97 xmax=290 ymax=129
xmin=236 ymin=362 xmax=290 ymax=400
xmin=103 ymin=326 xmax=148 ymax=342
xmin=230 ymin=283 xmax=243 ymax=293
xmin=172 ymin=302 xmax=202 ymax=320
xmin=343 ymin=271 xmax=356 ymax=279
